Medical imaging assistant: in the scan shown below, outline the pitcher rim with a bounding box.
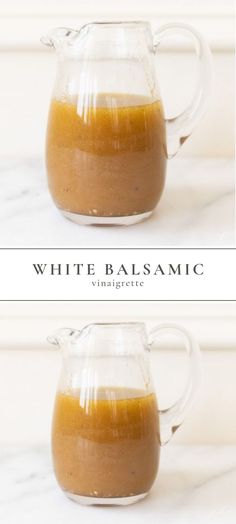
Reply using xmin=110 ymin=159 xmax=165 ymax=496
xmin=40 ymin=21 xmax=151 ymax=49
xmin=83 ymin=321 xmax=146 ymax=329
xmin=85 ymin=20 xmax=151 ymax=28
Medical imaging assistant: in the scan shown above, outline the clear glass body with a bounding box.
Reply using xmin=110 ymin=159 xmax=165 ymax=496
xmin=49 ymin=322 xmax=201 ymax=505
xmin=42 ymin=21 xmax=212 ymax=226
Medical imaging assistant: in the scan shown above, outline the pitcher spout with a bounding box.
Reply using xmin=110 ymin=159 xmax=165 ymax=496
xmin=47 ymin=327 xmax=80 ymax=347
xmin=40 ymin=27 xmax=80 ymax=49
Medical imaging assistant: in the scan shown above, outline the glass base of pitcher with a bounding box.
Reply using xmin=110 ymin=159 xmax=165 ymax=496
xmin=61 ymin=210 xmax=152 ymax=226
xmin=66 ymin=491 xmax=148 ymax=506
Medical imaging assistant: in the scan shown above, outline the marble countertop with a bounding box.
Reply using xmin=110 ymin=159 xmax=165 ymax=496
xmin=0 ymin=445 xmax=235 ymax=524
xmin=1 ymin=157 xmax=234 ymax=247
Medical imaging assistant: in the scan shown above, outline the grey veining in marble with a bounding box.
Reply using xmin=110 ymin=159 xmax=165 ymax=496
xmin=0 ymin=157 xmax=235 ymax=246
xmin=0 ymin=445 xmax=235 ymax=524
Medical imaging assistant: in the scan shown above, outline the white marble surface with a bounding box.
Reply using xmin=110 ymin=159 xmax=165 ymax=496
xmin=0 ymin=445 xmax=235 ymax=524
xmin=0 ymin=157 xmax=234 ymax=247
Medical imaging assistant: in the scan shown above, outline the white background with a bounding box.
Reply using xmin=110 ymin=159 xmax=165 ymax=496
xmin=0 ymin=249 xmax=235 ymax=300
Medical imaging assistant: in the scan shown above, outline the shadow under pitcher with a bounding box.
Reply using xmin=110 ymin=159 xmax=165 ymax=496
xmin=42 ymin=21 xmax=212 ymax=226
xmin=48 ymin=322 xmax=201 ymax=505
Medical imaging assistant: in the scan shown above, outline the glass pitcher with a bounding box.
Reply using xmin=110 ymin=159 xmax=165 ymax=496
xmin=42 ymin=21 xmax=212 ymax=226
xmin=48 ymin=321 xmax=201 ymax=505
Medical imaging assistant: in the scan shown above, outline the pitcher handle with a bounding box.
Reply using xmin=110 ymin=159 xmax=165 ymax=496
xmin=153 ymin=23 xmax=212 ymax=158
xmin=148 ymin=323 xmax=201 ymax=445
